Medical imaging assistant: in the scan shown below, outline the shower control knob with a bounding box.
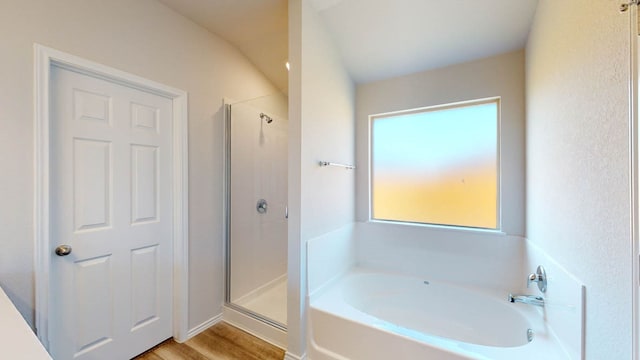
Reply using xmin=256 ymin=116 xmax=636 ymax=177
xmin=527 ymin=265 xmax=547 ymax=293
xmin=256 ymin=199 xmax=268 ymax=214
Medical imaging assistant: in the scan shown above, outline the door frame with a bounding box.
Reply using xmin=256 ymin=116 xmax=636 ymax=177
xmin=33 ymin=44 xmax=190 ymax=349
xmin=631 ymin=3 xmax=639 ymax=360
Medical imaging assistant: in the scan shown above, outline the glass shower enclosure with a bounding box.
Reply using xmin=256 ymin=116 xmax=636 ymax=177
xmin=224 ymin=94 xmax=288 ymax=331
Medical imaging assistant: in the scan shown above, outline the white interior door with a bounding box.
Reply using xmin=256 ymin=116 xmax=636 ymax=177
xmin=49 ymin=65 xmax=173 ymax=360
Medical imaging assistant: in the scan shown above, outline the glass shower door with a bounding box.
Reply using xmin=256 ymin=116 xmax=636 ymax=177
xmin=225 ymin=94 xmax=288 ymax=329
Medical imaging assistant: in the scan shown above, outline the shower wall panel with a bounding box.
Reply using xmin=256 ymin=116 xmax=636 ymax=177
xmin=229 ymin=94 xmax=288 ymax=302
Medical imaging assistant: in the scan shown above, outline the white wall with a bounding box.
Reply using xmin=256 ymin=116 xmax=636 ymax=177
xmin=356 ymin=50 xmax=526 ymax=236
xmin=526 ymin=1 xmax=632 ymax=359
xmin=354 ymin=222 xmax=525 ymax=292
xmin=0 ymin=0 xmax=281 ymax=331
xmin=288 ymin=0 xmax=356 ymax=356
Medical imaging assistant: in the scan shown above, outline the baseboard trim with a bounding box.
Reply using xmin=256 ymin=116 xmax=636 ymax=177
xmin=285 ymin=351 xmax=307 ymax=360
xmin=185 ymin=313 xmax=223 ymax=341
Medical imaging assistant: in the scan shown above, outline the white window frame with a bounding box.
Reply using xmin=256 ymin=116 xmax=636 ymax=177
xmin=368 ymin=97 xmax=502 ymax=231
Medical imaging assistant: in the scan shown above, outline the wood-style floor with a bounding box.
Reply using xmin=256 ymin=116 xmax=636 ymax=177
xmin=133 ymin=322 xmax=285 ymax=360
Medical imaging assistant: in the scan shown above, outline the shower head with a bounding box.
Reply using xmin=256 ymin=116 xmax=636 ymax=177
xmin=260 ymin=113 xmax=273 ymax=124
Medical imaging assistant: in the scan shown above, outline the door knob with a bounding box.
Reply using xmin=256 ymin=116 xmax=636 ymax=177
xmin=55 ymin=245 xmax=72 ymax=256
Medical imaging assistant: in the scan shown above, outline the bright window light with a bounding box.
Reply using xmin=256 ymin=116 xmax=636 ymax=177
xmin=370 ymin=98 xmax=500 ymax=229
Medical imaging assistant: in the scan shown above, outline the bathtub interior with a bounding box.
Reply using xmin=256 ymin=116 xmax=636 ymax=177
xmin=341 ymin=272 xmax=533 ymax=348
xmin=306 ymin=222 xmax=585 ymax=359
xmin=309 ymin=268 xmax=568 ymax=360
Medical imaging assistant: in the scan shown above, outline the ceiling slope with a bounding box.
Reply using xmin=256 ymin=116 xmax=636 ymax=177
xmin=157 ymin=0 xmax=289 ymax=93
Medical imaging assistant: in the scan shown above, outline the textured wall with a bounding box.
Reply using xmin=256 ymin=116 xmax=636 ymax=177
xmin=526 ymin=1 xmax=632 ymax=358
xmin=0 ymin=0 xmax=280 ymax=331
xmin=299 ymin=9 xmax=356 ymax=242
xmin=288 ymin=0 xmax=356 ymax=356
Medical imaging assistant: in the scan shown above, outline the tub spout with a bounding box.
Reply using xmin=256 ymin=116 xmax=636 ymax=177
xmin=508 ymin=293 xmax=544 ymax=307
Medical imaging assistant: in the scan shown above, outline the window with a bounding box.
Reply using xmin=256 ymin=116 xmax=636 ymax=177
xmin=370 ymin=98 xmax=499 ymax=230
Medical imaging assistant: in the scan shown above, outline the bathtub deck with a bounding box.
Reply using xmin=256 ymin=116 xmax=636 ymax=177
xmin=134 ymin=322 xmax=285 ymax=360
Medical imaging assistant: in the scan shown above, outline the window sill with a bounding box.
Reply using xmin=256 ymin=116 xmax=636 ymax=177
xmin=367 ymin=219 xmax=507 ymax=236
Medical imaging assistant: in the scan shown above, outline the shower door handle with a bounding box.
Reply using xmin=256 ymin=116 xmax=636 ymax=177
xmin=257 ymin=199 xmax=268 ymax=214
xmin=285 ymin=206 xmax=288 ymax=219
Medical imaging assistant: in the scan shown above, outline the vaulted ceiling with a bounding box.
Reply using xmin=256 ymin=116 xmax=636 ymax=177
xmin=156 ymin=0 xmax=289 ymax=93
xmin=156 ymin=0 xmax=538 ymax=91
xmin=310 ymin=0 xmax=539 ymax=83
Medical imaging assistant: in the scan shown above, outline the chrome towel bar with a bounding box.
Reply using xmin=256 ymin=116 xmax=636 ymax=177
xmin=318 ymin=161 xmax=355 ymax=170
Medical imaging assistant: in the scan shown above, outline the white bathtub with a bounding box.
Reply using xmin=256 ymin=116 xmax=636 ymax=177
xmin=309 ymin=269 xmax=569 ymax=360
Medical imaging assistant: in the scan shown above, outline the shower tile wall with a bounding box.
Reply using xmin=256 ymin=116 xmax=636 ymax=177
xmin=230 ymin=95 xmax=288 ymax=304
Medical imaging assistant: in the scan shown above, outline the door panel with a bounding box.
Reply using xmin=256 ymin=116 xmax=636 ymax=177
xmin=73 ymin=88 xmax=112 ymax=125
xmin=74 ymin=255 xmax=113 ymax=356
xmin=131 ymin=145 xmax=159 ymax=224
xmin=131 ymin=245 xmax=160 ymax=331
xmin=50 ymin=65 xmax=173 ymax=360
xmin=73 ymin=139 xmax=112 ymax=232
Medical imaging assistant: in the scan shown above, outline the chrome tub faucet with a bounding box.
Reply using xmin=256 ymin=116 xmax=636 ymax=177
xmin=508 ymin=265 xmax=547 ymax=307
xmin=508 ymin=293 xmax=545 ymax=307
xmin=527 ymin=265 xmax=547 ymax=292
